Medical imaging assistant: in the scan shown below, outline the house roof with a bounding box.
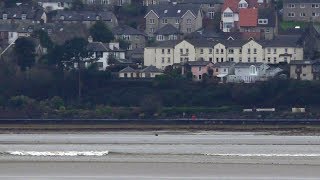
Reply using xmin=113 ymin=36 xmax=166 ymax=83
xmin=154 ymin=24 xmax=181 ymax=35
xmin=259 ymin=35 xmax=301 ymax=47
xmin=290 ymin=60 xmax=320 ymax=65
xmin=258 ymin=8 xmax=276 ymax=27
xmin=188 ymin=60 xmax=211 ymax=66
xmin=119 ymin=66 xmax=137 ymax=73
xmin=234 ymin=62 xmax=264 ymax=68
xmin=178 ymin=0 xmax=224 ymax=4
xmin=239 ymin=8 xmax=258 ymax=27
xmin=36 ymin=0 xmax=73 ymax=2
xmin=141 ymin=66 xmax=163 ymax=73
xmin=112 ymin=25 xmax=146 ymax=36
xmin=146 ymin=4 xmax=201 ymax=18
xmin=222 ymin=0 xmax=240 ymax=12
xmin=186 ymin=38 xmax=213 ymax=47
xmin=283 ymin=0 xmax=320 ymax=3
xmin=56 ymin=10 xmax=114 ymax=21
xmin=213 ymin=62 xmax=236 ymax=68
xmin=0 ymin=4 xmax=45 ymax=21
xmin=87 ymin=42 xmax=109 ymax=52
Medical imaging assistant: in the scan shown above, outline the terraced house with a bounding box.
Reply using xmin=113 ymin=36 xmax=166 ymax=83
xmin=144 ymin=3 xmax=203 ymax=37
xmin=283 ymin=0 xmax=320 ymax=22
xmin=144 ymin=36 xmax=303 ymax=69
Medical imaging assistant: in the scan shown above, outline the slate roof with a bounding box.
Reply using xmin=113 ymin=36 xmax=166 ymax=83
xmin=188 ymin=60 xmax=211 ymax=66
xmin=87 ymin=42 xmax=109 ymax=52
xmin=239 ymin=8 xmax=258 ymax=27
xmin=290 ymin=60 xmax=320 ymax=65
xmin=186 ymin=38 xmax=213 ymax=47
xmin=147 ymin=40 xmax=180 ymax=47
xmin=259 ymin=35 xmax=301 ymax=47
xmin=36 ymin=0 xmax=73 ymax=2
xmin=234 ymin=62 xmax=264 ymax=68
xmin=56 ymin=10 xmax=114 ymax=21
xmin=119 ymin=66 xmax=137 ymax=73
xmin=213 ymin=62 xmax=236 ymax=68
xmin=141 ymin=66 xmax=163 ymax=73
xmin=283 ymin=0 xmax=320 ymax=3
xmin=178 ymin=0 xmax=224 ymax=4
xmin=222 ymin=0 xmax=240 ymax=12
xmin=258 ymin=8 xmax=276 ymax=27
xmin=0 ymin=4 xmax=45 ymax=21
xmin=146 ymin=4 xmax=201 ymax=18
xmin=112 ymin=25 xmax=147 ymax=36
xmin=154 ymin=24 xmax=180 ymax=35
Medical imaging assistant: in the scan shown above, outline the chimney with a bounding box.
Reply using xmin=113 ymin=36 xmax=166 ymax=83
xmin=88 ymin=36 xmax=93 ymax=43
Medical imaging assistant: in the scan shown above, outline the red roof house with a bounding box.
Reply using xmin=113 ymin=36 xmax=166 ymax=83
xmin=222 ymin=0 xmax=241 ymax=12
xmin=239 ymin=8 xmax=258 ymax=27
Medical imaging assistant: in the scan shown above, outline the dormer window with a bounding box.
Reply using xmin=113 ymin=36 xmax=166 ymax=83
xmin=60 ymin=15 xmax=65 ymax=20
xmin=187 ymin=19 xmax=191 ymax=24
xmin=224 ymin=12 xmax=233 ymax=17
xmin=258 ymin=19 xmax=268 ymax=24
xmin=238 ymin=0 xmax=248 ymax=8
xmin=2 ymin=14 xmax=7 ymax=20
xmin=164 ymin=10 xmax=168 ymax=14
xmin=96 ymin=15 xmax=100 ymax=20
xmin=21 ymin=14 xmax=27 ymax=20
xmin=162 ymin=19 xmax=167 ymax=24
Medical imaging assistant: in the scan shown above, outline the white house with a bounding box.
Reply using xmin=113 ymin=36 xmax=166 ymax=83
xmin=36 ymin=0 xmax=73 ymax=11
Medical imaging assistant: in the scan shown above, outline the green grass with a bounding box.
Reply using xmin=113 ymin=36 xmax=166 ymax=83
xmin=280 ymin=21 xmax=306 ymax=30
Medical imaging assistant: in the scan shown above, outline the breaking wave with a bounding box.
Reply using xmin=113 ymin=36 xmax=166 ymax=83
xmin=205 ymin=153 xmax=320 ymax=157
xmin=4 ymin=151 xmax=109 ymax=157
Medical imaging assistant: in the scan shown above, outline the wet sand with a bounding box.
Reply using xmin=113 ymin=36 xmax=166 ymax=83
xmin=0 ymin=131 xmax=319 ymax=179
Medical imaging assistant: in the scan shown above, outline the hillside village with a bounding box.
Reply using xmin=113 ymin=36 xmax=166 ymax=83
xmin=0 ymin=0 xmax=320 ymax=82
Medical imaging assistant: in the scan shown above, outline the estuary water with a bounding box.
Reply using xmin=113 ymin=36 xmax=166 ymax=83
xmin=0 ymin=131 xmax=319 ymax=179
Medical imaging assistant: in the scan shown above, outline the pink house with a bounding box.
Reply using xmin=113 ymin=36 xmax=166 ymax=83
xmin=188 ymin=60 xmax=213 ymax=81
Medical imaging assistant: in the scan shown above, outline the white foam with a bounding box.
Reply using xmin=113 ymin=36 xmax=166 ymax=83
xmin=205 ymin=153 xmax=320 ymax=157
xmin=6 ymin=151 xmax=109 ymax=157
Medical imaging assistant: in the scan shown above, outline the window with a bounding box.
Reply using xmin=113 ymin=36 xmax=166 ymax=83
xmin=303 ymin=74 xmax=306 ymax=77
xmin=180 ymin=49 xmax=183 ymax=54
xmin=187 ymin=28 xmax=192 ymax=33
xmin=208 ymin=12 xmax=214 ymax=19
xmin=312 ymin=4 xmax=320 ymax=8
xmin=215 ymin=49 xmax=219 ymax=54
xmin=288 ymin=12 xmax=295 ymax=17
xmin=248 ymin=49 xmax=251 ymax=54
xmin=239 ymin=57 xmax=242 ymax=62
xmin=221 ymin=58 xmax=224 ymax=62
xmin=215 ymin=68 xmax=218 ymax=72
xmin=258 ymin=19 xmax=268 ymax=24
xmin=199 ymin=75 xmax=202 ymax=80
xmin=167 ymin=58 xmax=171 ymax=63
xmin=200 ymin=49 xmax=204 ymax=54
xmin=239 ymin=2 xmax=248 ymax=8
xmin=266 ymin=28 xmax=270 ymax=33
xmin=288 ymin=4 xmax=295 ymax=8
xmin=161 ymin=49 xmax=165 ymax=54
xmin=209 ymin=49 xmax=213 ymax=54
xmin=162 ymin=19 xmax=167 ymax=24
xmin=294 ymin=48 xmax=296 ymax=54
xmin=228 ymin=49 xmax=234 ymax=54
xmin=180 ymin=57 xmax=183 ymax=62
xmin=122 ymin=35 xmax=130 ymax=40
xmin=284 ymin=57 xmax=288 ymax=62
xmin=161 ymin=57 xmax=165 ymax=63
xmin=216 ymin=57 xmax=219 ymax=62
xmin=300 ymin=4 xmax=305 ymax=8
xmin=167 ymin=49 xmax=171 ymax=54
xmin=21 ymin=14 xmax=27 ymax=20
xmin=175 ymin=19 xmax=179 ymax=24
xmin=254 ymin=57 xmax=257 ymax=62
xmin=267 ymin=57 xmax=271 ymax=62
xmin=187 ymin=19 xmax=191 ymax=24
xmin=300 ymin=13 xmax=306 ymax=17
xmin=221 ymin=49 xmax=224 ymax=53
xmin=96 ymin=52 xmax=103 ymax=58
xmin=150 ymin=28 xmax=154 ymax=33
xmin=239 ymin=49 xmax=242 ymax=54
xmin=199 ymin=67 xmax=202 ymax=71
xmin=209 ymin=57 xmax=213 ymax=62
xmin=248 ymin=57 xmax=251 ymax=62
xmin=267 ymin=48 xmax=271 ymax=54
xmin=157 ymin=35 xmax=164 ymax=41
xmin=274 ymin=57 xmax=277 ymax=63
xmin=149 ymin=19 xmax=155 ymax=24
xmin=253 ymin=48 xmax=257 ymax=54
xmin=224 ymin=12 xmax=233 ymax=17
xmin=228 ymin=57 xmax=234 ymax=62
xmin=250 ymin=65 xmax=257 ymax=75
xmin=285 ymin=48 xmax=288 ymax=53
xmin=58 ymin=2 xmax=61 ymax=7
xmin=312 ymin=12 xmax=319 ymax=17
xmin=2 ymin=14 xmax=7 ymax=20
xmin=223 ymin=22 xmax=234 ymax=29
xmin=273 ymin=49 xmax=277 ymax=54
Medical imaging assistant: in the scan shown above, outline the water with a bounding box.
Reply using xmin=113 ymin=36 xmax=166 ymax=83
xmin=0 ymin=131 xmax=319 ymax=179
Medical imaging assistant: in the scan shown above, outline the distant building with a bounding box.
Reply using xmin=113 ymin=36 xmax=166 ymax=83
xmin=55 ymin=10 xmax=118 ymax=28
xmin=290 ymin=60 xmax=320 ymax=80
xmin=188 ymin=60 xmax=213 ymax=81
xmin=35 ymin=0 xmax=73 ymax=11
xmin=82 ymin=0 xmax=131 ymax=6
xmin=283 ymin=0 xmax=320 ymax=23
xmin=112 ymin=25 xmax=147 ymax=50
xmin=0 ymin=4 xmax=47 ymax=24
xmin=118 ymin=66 xmax=163 ymax=78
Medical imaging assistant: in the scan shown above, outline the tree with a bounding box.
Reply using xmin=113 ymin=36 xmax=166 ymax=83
xmin=14 ymin=37 xmax=36 ymax=71
xmin=61 ymin=38 xmax=97 ymax=103
xmin=89 ymin=21 xmax=114 ymax=43
xmin=32 ymin=30 xmax=54 ymax=50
